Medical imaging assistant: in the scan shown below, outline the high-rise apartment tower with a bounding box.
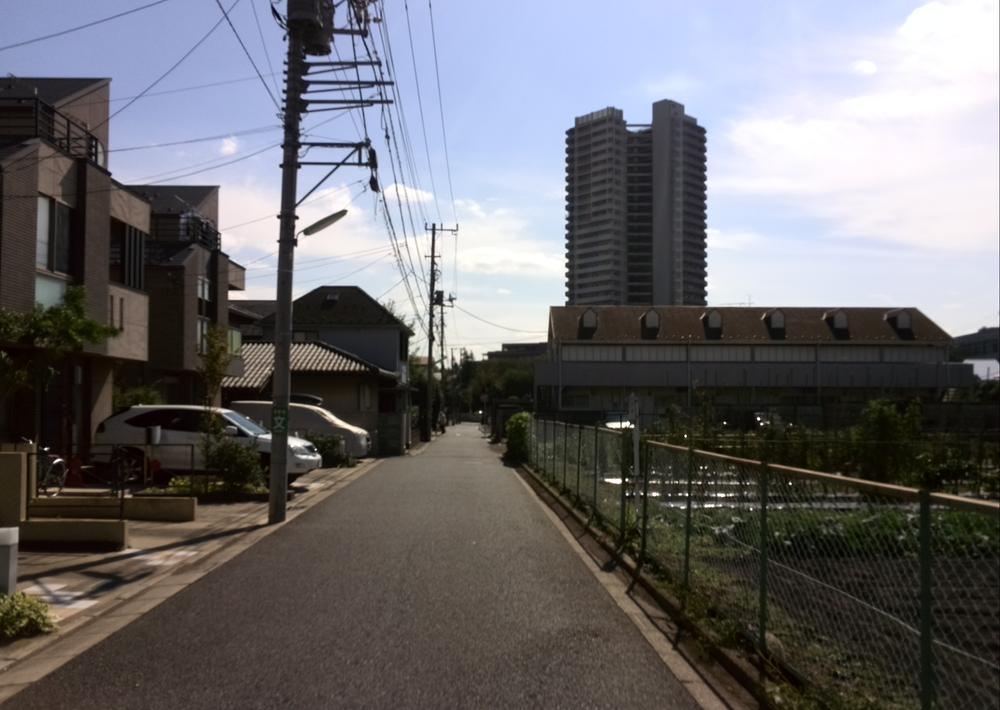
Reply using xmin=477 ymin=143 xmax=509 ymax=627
xmin=565 ymin=100 xmax=707 ymax=306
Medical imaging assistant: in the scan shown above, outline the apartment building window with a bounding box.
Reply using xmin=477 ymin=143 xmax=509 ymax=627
xmin=36 ymin=196 xmax=72 ymax=273
xmin=562 ymin=345 xmax=621 ymax=362
xmin=197 ymin=317 xmax=210 ymax=354
xmin=690 ymin=345 xmax=751 ymax=362
xmin=197 ymin=275 xmax=213 ymax=302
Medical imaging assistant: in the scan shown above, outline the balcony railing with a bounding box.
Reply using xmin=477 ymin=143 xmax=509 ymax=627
xmin=0 ymin=97 xmax=103 ymax=165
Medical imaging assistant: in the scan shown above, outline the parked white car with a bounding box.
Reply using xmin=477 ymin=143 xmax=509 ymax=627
xmin=94 ymin=405 xmax=322 ymax=479
xmin=229 ymin=401 xmax=371 ymax=458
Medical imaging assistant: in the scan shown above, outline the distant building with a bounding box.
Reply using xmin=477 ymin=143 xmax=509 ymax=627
xmin=952 ymin=327 xmax=999 ymax=361
xmin=232 ymin=286 xmax=412 ymax=454
xmin=565 ymin=100 xmax=706 ymax=307
xmin=123 ymin=184 xmax=245 ymax=404
xmin=485 ymin=342 xmax=548 ymax=361
xmin=535 ymin=305 xmax=974 ymax=423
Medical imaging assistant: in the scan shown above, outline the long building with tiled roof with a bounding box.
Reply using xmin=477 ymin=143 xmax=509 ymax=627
xmin=535 ymin=305 xmax=975 ymax=425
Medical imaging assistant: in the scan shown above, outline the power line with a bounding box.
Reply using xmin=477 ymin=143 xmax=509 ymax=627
xmin=0 ymin=0 xmax=173 ymax=53
xmin=111 ymin=124 xmax=279 ymax=153
xmin=249 ymin=0 xmax=283 ymax=101
xmin=213 ymin=0 xmax=281 ymax=111
xmin=454 ymin=305 xmax=546 ymax=334
xmin=426 ymin=0 xmax=457 ymax=222
xmin=103 ymin=0 xmax=242 ymax=129
xmin=400 ymin=0 xmax=442 ymax=222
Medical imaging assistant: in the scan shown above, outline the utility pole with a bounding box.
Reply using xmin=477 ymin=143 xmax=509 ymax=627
xmin=421 ymin=222 xmax=457 ymax=441
xmin=269 ymin=0 xmax=383 ymax=524
xmin=269 ymin=4 xmax=312 ymax=525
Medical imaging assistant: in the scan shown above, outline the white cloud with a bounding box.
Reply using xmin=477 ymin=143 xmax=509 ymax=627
xmin=715 ymin=0 xmax=1000 ymax=251
xmin=706 ymin=227 xmax=762 ymax=251
xmin=452 ymin=198 xmax=564 ymax=278
xmin=496 ymin=288 xmax=512 ymax=295
xmin=219 ymin=137 xmax=239 ymax=156
xmin=851 ymin=59 xmax=878 ymax=75
xmin=383 ymin=182 xmax=435 ymax=204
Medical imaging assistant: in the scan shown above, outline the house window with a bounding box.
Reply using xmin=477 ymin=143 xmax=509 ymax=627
xmin=197 ymin=317 xmax=210 ymax=354
xmin=198 ymin=275 xmax=213 ymax=302
xmin=36 ymin=196 xmax=72 ymax=273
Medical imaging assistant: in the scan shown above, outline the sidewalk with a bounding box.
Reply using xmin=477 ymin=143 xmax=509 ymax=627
xmin=1 ymin=458 xmax=381 ymax=678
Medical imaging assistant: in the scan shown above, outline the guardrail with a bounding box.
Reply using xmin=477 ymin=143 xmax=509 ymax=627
xmin=529 ymin=418 xmax=1000 ymax=709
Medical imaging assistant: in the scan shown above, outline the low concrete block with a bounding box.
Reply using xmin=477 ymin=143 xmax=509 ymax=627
xmin=28 ymin=496 xmax=196 ymax=523
xmin=19 ymin=519 xmax=128 ymax=550
xmin=0 ymin=453 xmax=27 ymax=526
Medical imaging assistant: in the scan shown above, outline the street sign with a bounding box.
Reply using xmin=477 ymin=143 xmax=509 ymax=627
xmin=272 ymin=406 xmax=288 ymax=434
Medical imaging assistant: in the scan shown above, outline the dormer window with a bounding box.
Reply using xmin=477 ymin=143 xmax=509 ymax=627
xmin=640 ymin=309 xmax=660 ymax=339
xmin=578 ymin=309 xmax=598 ymax=339
xmin=885 ymin=308 xmax=914 ymax=340
xmin=824 ymin=309 xmax=849 ymax=339
xmin=762 ymin=308 xmax=785 ymax=340
xmin=701 ymin=309 xmax=722 ymax=339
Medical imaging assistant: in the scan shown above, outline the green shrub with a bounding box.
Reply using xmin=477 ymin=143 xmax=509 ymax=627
xmin=112 ymin=384 xmax=164 ymax=412
xmin=309 ymin=434 xmax=353 ymax=467
xmin=0 ymin=593 xmax=55 ymax=641
xmin=504 ymin=412 xmax=532 ymax=464
xmin=204 ymin=438 xmax=265 ymax=493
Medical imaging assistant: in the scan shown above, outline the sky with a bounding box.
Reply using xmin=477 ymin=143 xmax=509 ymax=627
xmin=2 ymin=0 xmax=998 ymax=360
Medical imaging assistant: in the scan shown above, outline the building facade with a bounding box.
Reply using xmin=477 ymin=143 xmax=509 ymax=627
xmin=535 ymin=306 xmax=975 ymax=426
xmin=565 ymin=100 xmax=706 ymax=307
xmin=0 ymin=77 xmax=151 ymax=453
xmin=233 ymin=286 xmax=413 ymax=455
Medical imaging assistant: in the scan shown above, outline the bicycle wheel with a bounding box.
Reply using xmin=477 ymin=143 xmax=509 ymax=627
xmin=39 ymin=460 xmax=67 ymax=496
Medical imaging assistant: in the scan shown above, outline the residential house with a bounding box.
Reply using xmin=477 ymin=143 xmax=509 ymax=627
xmin=234 ymin=286 xmax=412 ymax=454
xmin=0 ymin=77 xmax=150 ymax=453
xmin=536 ymin=305 xmax=976 ymax=427
xmin=220 ymin=340 xmax=394 ymax=438
xmin=120 ymin=184 xmax=245 ymax=404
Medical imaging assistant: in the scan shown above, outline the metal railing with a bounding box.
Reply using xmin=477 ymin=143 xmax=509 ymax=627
xmin=529 ymin=418 xmax=1000 ymax=709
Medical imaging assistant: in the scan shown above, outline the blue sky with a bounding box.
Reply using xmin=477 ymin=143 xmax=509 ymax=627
xmin=3 ymin=0 xmax=998 ymax=358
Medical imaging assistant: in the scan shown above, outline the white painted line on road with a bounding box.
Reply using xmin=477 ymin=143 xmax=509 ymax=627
xmin=513 ymin=471 xmax=730 ymax=710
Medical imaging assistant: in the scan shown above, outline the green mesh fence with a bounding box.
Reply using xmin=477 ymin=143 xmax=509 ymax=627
xmin=527 ymin=419 xmax=999 ymax=708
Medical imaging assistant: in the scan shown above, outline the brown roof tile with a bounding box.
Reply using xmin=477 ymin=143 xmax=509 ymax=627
xmin=548 ymin=306 xmax=952 ymax=344
xmin=222 ymin=341 xmax=388 ymax=390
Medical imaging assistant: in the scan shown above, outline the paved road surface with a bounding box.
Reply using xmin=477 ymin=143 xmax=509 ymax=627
xmin=4 ymin=424 xmax=699 ymax=709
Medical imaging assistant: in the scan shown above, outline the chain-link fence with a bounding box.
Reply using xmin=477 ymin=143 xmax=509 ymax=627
xmin=528 ymin=418 xmax=1000 ymax=708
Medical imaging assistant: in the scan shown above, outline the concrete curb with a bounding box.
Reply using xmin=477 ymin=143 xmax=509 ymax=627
xmin=0 ymin=458 xmax=384 ymax=702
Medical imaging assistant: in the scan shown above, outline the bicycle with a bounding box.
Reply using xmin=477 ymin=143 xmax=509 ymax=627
xmin=23 ymin=438 xmax=68 ymax=497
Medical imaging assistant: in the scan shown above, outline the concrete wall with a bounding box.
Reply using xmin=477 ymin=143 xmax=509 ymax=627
xmin=0 ymin=145 xmax=39 ymax=312
xmin=110 ymin=185 xmax=151 ymax=232
xmin=101 ymin=285 xmax=149 ymax=361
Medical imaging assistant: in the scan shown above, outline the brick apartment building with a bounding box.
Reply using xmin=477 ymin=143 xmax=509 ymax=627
xmin=0 ymin=76 xmax=244 ymax=453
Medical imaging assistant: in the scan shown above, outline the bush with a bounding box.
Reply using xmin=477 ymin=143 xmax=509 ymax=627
xmin=504 ymin=412 xmax=532 ymax=464
xmin=0 ymin=593 xmax=55 ymax=641
xmin=309 ymin=434 xmax=353 ymax=468
xmin=204 ymin=437 xmax=265 ymax=493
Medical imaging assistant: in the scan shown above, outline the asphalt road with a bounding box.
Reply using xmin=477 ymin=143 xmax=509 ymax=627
xmin=4 ymin=424 xmax=699 ymax=709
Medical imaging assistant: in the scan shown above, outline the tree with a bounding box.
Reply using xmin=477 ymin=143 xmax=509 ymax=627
xmin=0 ymin=287 xmax=119 ymax=397
xmin=196 ymin=325 xmax=233 ymax=409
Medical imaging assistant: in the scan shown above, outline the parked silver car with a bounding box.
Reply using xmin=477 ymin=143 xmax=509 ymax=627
xmin=94 ymin=405 xmax=322 ymax=478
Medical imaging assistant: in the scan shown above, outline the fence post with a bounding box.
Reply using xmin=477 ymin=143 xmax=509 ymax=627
xmin=639 ymin=441 xmax=650 ymax=565
xmin=682 ymin=446 xmax=695 ymax=608
xmin=619 ymin=429 xmax=628 ymax=540
xmin=542 ymin=420 xmax=548 ymax=475
xmin=593 ymin=425 xmax=599 ymax=512
xmin=919 ymin=489 xmax=935 ymax=710
xmin=550 ymin=421 xmax=556 ymax=480
xmin=562 ymin=422 xmax=568 ymax=490
xmin=758 ymin=462 xmax=770 ymax=666
xmin=575 ymin=424 xmax=583 ymax=499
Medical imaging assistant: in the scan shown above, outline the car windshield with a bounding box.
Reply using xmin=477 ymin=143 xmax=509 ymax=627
xmin=223 ymin=411 xmax=269 ymax=436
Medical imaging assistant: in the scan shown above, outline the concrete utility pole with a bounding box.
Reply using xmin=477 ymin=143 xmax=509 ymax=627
xmin=421 ymin=223 xmax=458 ymax=441
xmin=269 ymin=0 xmax=332 ymax=525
